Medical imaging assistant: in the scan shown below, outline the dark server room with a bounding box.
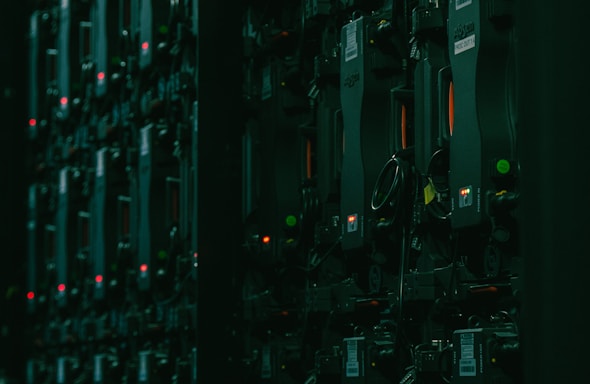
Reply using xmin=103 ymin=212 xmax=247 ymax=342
xmin=1 ymin=1 xmax=589 ymax=383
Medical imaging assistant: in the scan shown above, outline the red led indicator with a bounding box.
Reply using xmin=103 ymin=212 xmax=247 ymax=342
xmin=262 ymin=236 xmax=271 ymax=244
xmin=97 ymin=72 xmax=105 ymax=81
xmin=95 ymin=275 xmax=103 ymax=284
xmin=57 ymin=284 xmax=66 ymax=292
xmin=27 ymin=291 xmax=35 ymax=300
xmin=460 ymin=188 xmax=471 ymax=197
xmin=348 ymin=215 xmax=357 ymax=223
xmin=60 ymin=97 xmax=68 ymax=106
xmin=140 ymin=264 xmax=148 ymax=273
xmin=142 ymin=41 xmax=149 ymax=50
xmin=28 ymin=118 xmax=37 ymax=127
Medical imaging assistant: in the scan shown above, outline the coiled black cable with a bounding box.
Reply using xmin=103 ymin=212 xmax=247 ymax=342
xmin=371 ymin=153 xmax=410 ymax=219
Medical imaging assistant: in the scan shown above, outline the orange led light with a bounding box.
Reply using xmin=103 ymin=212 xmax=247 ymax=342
xmin=449 ymin=82 xmax=455 ymax=136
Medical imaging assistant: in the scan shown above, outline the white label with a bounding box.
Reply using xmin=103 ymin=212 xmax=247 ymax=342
xmin=461 ymin=344 xmax=474 ymax=359
xmin=347 ymin=339 xmax=358 ymax=361
xmin=454 ymin=34 xmax=476 ymax=55
xmin=344 ymin=21 xmax=358 ymax=62
xmin=459 ymin=358 xmax=476 ymax=376
xmin=346 ymin=361 xmax=360 ymax=377
xmin=140 ymin=128 xmax=150 ymax=156
xmin=456 ymin=0 xmax=472 ymax=10
xmin=460 ymin=333 xmax=474 ymax=356
xmin=345 ymin=338 xmax=362 ymax=377
xmin=261 ymin=66 xmax=272 ymax=101
xmin=61 ymin=0 xmax=69 ymax=9
xmin=59 ymin=169 xmax=67 ymax=195
xmin=459 ymin=332 xmax=476 ymax=376
xmin=96 ymin=149 xmax=105 ymax=178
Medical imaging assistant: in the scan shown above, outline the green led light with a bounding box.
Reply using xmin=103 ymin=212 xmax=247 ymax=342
xmin=159 ymin=25 xmax=169 ymax=34
xmin=158 ymin=250 xmax=168 ymax=260
xmin=286 ymin=215 xmax=297 ymax=227
xmin=496 ymin=159 xmax=511 ymax=175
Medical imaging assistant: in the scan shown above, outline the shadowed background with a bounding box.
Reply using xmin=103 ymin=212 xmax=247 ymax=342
xmin=0 ymin=1 xmax=31 ymax=381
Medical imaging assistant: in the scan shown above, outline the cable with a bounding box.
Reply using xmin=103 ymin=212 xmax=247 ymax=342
xmin=388 ymin=224 xmax=412 ymax=369
xmin=296 ymin=236 xmax=342 ymax=273
xmin=497 ymin=310 xmax=520 ymax=336
xmin=153 ymin=267 xmax=194 ymax=306
xmin=426 ymin=148 xmax=451 ymax=221
xmin=438 ymin=344 xmax=452 ymax=384
xmin=396 ymin=225 xmax=408 ymax=334
xmin=371 ymin=153 xmax=408 ymax=216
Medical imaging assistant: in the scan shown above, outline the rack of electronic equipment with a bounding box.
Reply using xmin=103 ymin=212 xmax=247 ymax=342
xmin=24 ymin=0 xmax=520 ymax=383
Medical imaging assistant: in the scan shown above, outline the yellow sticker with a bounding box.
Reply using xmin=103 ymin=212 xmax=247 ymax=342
xmin=424 ymin=180 xmax=436 ymax=205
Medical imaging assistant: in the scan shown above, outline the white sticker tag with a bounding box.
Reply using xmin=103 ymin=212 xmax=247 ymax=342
xmin=459 ymin=332 xmax=476 ymax=376
xmin=459 ymin=358 xmax=476 ymax=376
xmin=344 ymin=21 xmax=358 ymax=62
xmin=96 ymin=149 xmax=105 ymax=177
xmin=345 ymin=338 xmax=362 ymax=377
xmin=454 ymin=34 xmax=476 ymax=55
xmin=456 ymin=0 xmax=472 ymax=10
xmin=140 ymin=128 xmax=150 ymax=156
xmin=346 ymin=361 xmax=360 ymax=377
xmin=59 ymin=169 xmax=67 ymax=195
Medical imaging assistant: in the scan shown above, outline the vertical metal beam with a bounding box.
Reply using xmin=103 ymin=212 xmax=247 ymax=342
xmin=519 ymin=2 xmax=590 ymax=383
xmin=197 ymin=0 xmax=243 ymax=381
